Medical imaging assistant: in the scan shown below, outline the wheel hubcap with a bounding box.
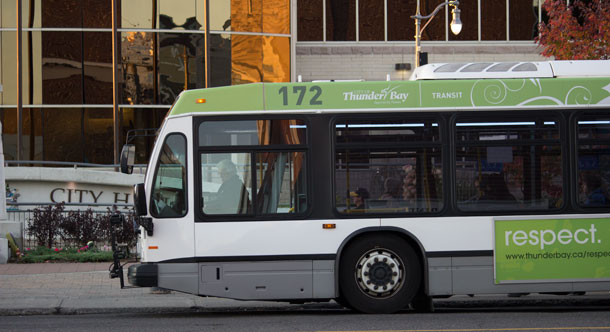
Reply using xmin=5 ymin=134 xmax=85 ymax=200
xmin=356 ymin=248 xmax=404 ymax=298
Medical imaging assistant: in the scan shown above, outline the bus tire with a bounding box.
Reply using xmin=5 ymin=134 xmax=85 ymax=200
xmin=339 ymin=234 xmax=421 ymax=314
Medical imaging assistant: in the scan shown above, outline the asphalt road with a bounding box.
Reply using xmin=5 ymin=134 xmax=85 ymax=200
xmin=1 ymin=297 xmax=609 ymax=332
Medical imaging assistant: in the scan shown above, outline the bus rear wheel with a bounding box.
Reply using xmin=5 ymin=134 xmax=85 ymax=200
xmin=339 ymin=234 xmax=421 ymax=314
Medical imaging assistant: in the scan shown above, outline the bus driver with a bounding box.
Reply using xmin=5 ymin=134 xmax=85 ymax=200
xmin=203 ymin=159 xmax=250 ymax=214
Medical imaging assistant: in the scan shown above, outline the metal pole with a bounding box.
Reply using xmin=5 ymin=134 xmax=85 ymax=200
xmin=16 ymin=0 xmax=23 ymax=163
xmin=112 ymin=0 xmax=120 ymax=165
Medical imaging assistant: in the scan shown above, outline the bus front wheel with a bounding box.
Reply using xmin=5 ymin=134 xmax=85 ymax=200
xmin=339 ymin=234 xmax=421 ymax=314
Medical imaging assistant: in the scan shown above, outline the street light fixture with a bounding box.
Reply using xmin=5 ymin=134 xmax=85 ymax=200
xmin=411 ymin=0 xmax=462 ymax=68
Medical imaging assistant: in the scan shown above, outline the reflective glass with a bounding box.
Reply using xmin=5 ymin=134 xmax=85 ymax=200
xmin=151 ymin=134 xmax=188 ymax=218
xmin=159 ymin=0 xmax=204 ymax=31
xmin=209 ymin=0 xmax=231 ymax=31
xmin=84 ymin=108 xmax=113 ymax=164
xmin=231 ymin=34 xmax=263 ymax=84
xmin=121 ymin=0 xmax=154 ymax=29
xmin=0 ymin=0 xmax=42 ymax=28
xmin=43 ymin=108 xmax=85 ymax=162
xmin=415 ymin=1 xmax=446 ymax=41
xmin=387 ymin=0 xmax=413 ymax=41
xmin=481 ymin=0 xmax=506 ymax=40
xmin=121 ymin=107 xmax=168 ymax=164
xmin=263 ymin=0 xmax=289 ymax=34
xmin=84 ymin=32 xmax=112 ymax=104
xmin=335 ymin=148 xmax=443 ymax=214
xmin=325 ymin=0 xmax=356 ymax=41
xmin=1 ymin=31 xmax=43 ymax=105
xmin=509 ymin=0 xmax=537 ymax=40
xmin=83 ymin=0 xmax=111 ymax=29
xmin=199 ymin=119 xmax=306 ymax=146
xmin=41 ymin=31 xmax=83 ymax=104
xmin=208 ymin=32 xmax=231 ymax=87
xmin=336 ymin=119 xmax=441 ymax=144
xmin=576 ymin=115 xmax=610 ymax=208
xmin=449 ymin=0 xmax=477 ymax=41
xmin=120 ymin=31 xmax=156 ymax=104
xmin=201 ymin=152 xmax=253 ymax=215
xmin=256 ymin=151 xmax=307 ymax=214
xmin=158 ymin=32 xmax=206 ymax=104
xmin=262 ymin=36 xmax=289 ymax=83
xmin=455 ymin=145 xmax=563 ymax=211
xmin=359 ymin=0 xmax=384 ymax=41
xmin=230 ymin=0 xmax=262 ymax=33
xmin=296 ymin=0 xmax=323 ymax=41
xmin=0 ymin=108 xmax=43 ymax=161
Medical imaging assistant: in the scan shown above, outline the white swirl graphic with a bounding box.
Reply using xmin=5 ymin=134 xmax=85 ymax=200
xmin=565 ymin=86 xmax=592 ymax=105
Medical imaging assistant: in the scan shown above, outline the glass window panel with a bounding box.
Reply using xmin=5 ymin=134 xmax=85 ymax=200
xmin=42 ymin=108 xmax=85 ymax=162
xmin=83 ymin=0 xmax=111 ymax=28
xmin=209 ymin=32 xmax=231 ymax=87
xmin=201 ymin=152 xmax=252 ymax=215
xmin=231 ymin=0 xmax=262 ymax=33
xmin=256 ymin=151 xmax=307 ymax=214
xmin=231 ymin=34 xmax=262 ymax=84
xmin=151 ymin=134 xmax=188 ymax=217
xmin=0 ymin=109 xmax=17 ymax=160
xmin=456 ymin=119 xmax=560 ymax=142
xmin=263 ymin=0 xmax=289 ymax=34
xmin=209 ymin=0 xmax=231 ymax=31
xmin=335 ymin=148 xmax=443 ymax=214
xmin=577 ymin=115 xmax=610 ymax=208
xmin=84 ymin=32 xmax=112 ymax=104
xmin=481 ymin=0 xmax=506 ymax=40
xmin=1 ymin=0 xmax=42 ymax=28
xmin=387 ymin=0 xmax=414 ymax=41
xmin=199 ymin=119 xmax=307 ymax=146
xmin=41 ymin=0 xmax=81 ymax=28
xmin=326 ymin=0 xmax=356 ymax=41
xmin=297 ymin=0 xmax=323 ymax=41
xmin=84 ymin=108 xmax=113 ymax=164
xmin=417 ymin=1 xmax=446 ymax=41
xmin=1 ymin=31 xmax=18 ymax=105
xmin=159 ymin=0 xmax=204 ymax=31
xmin=120 ymin=31 xmax=156 ymax=104
xmin=509 ymin=0 xmax=537 ymax=40
xmin=262 ymin=36 xmax=290 ymax=83
xmin=121 ymin=107 xmax=168 ymax=164
xmin=455 ymin=145 xmax=563 ymax=211
xmin=158 ymin=32 xmax=206 ymax=104
xmin=336 ymin=119 xmax=441 ymax=144
xmin=449 ymin=0 xmax=477 ymax=41
xmin=121 ymin=0 xmax=154 ymax=29
xmin=359 ymin=0 xmax=384 ymax=41
xmin=41 ymin=31 xmax=83 ymax=104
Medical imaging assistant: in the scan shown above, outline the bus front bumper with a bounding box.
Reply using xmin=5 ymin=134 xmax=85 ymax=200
xmin=128 ymin=263 xmax=158 ymax=287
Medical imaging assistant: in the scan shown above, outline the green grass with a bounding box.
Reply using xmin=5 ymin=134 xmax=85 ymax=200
xmin=15 ymin=247 xmax=114 ymax=263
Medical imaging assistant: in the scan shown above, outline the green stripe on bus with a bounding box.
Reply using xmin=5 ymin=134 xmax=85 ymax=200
xmin=169 ymin=78 xmax=610 ymax=115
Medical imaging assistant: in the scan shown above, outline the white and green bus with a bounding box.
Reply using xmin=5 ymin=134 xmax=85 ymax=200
xmin=113 ymin=60 xmax=610 ymax=314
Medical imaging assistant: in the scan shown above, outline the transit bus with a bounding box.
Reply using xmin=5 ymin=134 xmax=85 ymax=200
xmin=111 ymin=60 xmax=610 ymax=314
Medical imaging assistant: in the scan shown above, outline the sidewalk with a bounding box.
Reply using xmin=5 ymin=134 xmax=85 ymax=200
xmin=1 ymin=263 xmax=609 ymax=316
xmin=0 ymin=262 xmax=316 ymax=316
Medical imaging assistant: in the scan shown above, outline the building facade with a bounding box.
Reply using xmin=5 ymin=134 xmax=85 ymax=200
xmin=1 ymin=0 xmax=548 ymax=165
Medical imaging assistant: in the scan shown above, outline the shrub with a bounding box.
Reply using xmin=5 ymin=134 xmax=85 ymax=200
xmin=60 ymin=209 xmax=104 ymax=247
xmin=98 ymin=208 xmax=138 ymax=248
xmin=27 ymin=203 xmax=65 ymax=248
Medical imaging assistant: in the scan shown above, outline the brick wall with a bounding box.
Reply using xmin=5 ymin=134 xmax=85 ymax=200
xmin=295 ymin=43 xmax=549 ymax=82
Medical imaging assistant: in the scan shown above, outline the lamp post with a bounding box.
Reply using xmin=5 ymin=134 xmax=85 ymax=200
xmin=411 ymin=0 xmax=462 ymax=68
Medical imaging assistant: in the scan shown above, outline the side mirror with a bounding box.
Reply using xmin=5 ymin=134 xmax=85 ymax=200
xmin=120 ymin=144 xmax=136 ymax=174
xmin=134 ymin=183 xmax=147 ymax=216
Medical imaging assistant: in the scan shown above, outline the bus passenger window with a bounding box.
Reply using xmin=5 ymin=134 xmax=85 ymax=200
xmin=455 ymin=117 xmax=563 ymax=212
xmin=577 ymin=116 xmax=610 ymax=208
xmin=151 ymin=134 xmax=187 ymax=218
xmin=202 ymin=154 xmax=252 ymax=215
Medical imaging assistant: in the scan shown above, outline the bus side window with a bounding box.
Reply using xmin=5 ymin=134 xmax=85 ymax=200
xmin=576 ymin=115 xmax=610 ymax=208
xmin=150 ymin=134 xmax=188 ymax=218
